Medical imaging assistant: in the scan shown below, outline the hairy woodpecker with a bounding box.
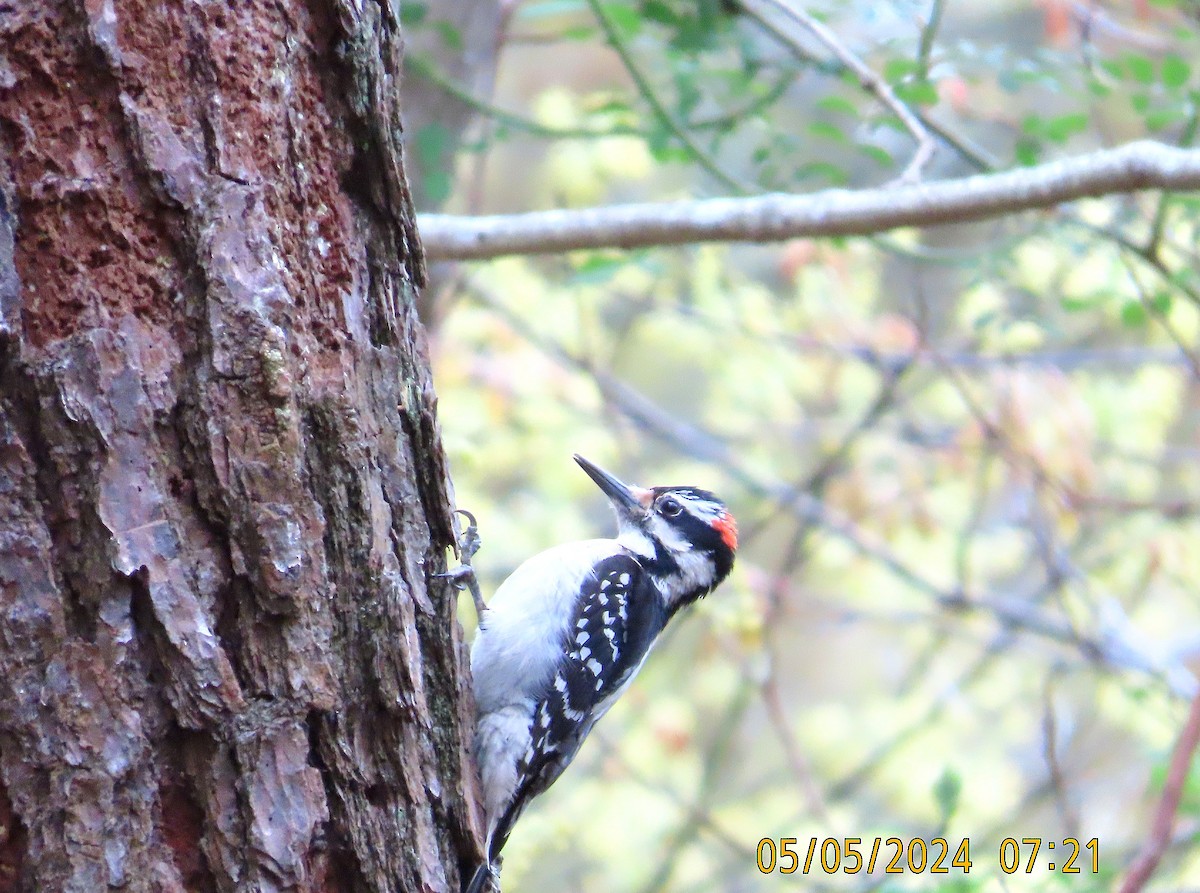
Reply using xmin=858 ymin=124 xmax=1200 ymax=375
xmin=461 ymin=455 xmax=737 ymax=893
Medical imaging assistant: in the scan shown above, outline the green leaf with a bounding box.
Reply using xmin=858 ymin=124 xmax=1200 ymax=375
xmin=1121 ymin=300 xmax=1148 ymax=327
xmin=857 ymin=143 xmax=893 ymax=167
xmin=933 ymin=768 xmax=962 ymax=822
xmin=807 ymin=120 xmax=848 ymax=142
xmin=589 ymin=96 xmax=633 ymax=115
xmin=675 ymin=73 xmax=701 ymax=119
xmin=413 ymin=121 xmax=456 ymax=205
xmin=413 ymin=123 xmax=450 ymax=168
xmin=602 ymin=2 xmax=642 ymax=38
xmin=562 ymin=24 xmax=598 ymax=40
xmin=400 ymin=3 xmax=428 ymax=26
xmin=1162 ymin=54 xmax=1191 ymax=88
xmin=641 ymin=0 xmax=678 ymax=25
xmin=1144 ymin=107 xmax=1188 ymax=131
xmin=1014 ymin=137 xmax=1041 ymax=166
xmin=432 ymin=20 xmax=463 ymax=50
xmin=570 ymin=253 xmax=625 ymax=285
xmin=670 ymin=14 xmax=719 ymax=52
xmin=816 ymin=95 xmax=857 ymax=116
xmin=795 ymin=161 xmax=848 ymax=185
xmin=1061 ymin=294 xmax=1097 ymax=312
xmin=894 ymin=79 xmax=939 ymax=106
xmin=883 ymin=57 xmax=920 ymax=84
xmin=1124 ymin=52 xmax=1156 ymax=84
xmin=1044 ymin=112 xmax=1089 ymax=143
xmin=422 ymin=171 xmax=452 ymax=206
xmin=1099 ymin=58 xmax=1125 ymax=80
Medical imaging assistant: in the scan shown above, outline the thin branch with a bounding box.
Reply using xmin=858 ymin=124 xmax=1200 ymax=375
xmin=1042 ymin=674 xmax=1081 ymax=838
xmin=1119 ymin=689 xmax=1200 ymax=893
xmin=916 ymin=0 xmax=945 ymax=81
xmin=740 ymin=0 xmax=995 ymax=173
xmin=465 ymin=283 xmax=1199 ymax=698
xmin=633 ymin=680 xmax=756 ymax=893
xmin=748 ymin=0 xmax=936 ymax=182
xmin=584 ymin=0 xmax=752 ymax=194
xmin=1122 ymin=256 xmax=1200 ymax=378
xmin=1145 ymin=103 xmax=1198 ymax=259
xmin=418 ymin=141 xmax=1200 ymax=260
xmin=407 ymin=54 xmax=798 ymax=142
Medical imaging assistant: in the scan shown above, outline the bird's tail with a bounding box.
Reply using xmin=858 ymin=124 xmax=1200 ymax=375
xmin=463 ymin=861 xmax=493 ymax=893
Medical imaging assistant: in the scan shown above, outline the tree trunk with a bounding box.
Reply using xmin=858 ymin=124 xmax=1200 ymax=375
xmin=0 ymin=2 xmax=480 ymax=891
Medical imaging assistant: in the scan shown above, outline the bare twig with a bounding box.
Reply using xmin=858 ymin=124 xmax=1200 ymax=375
xmin=418 ymin=141 xmax=1200 ymax=259
xmin=748 ymin=0 xmax=936 ymax=182
xmin=584 ymin=0 xmax=752 ymax=194
xmin=916 ymin=0 xmax=946 ymax=81
xmin=465 ymin=282 xmax=1199 ymax=698
xmin=1118 ymin=689 xmax=1200 ymax=893
xmin=1042 ymin=675 xmax=1081 ymax=837
xmin=740 ymin=0 xmax=995 ymax=173
xmin=406 ymin=54 xmax=797 ymax=142
xmin=1121 ymin=257 xmax=1200 ymax=378
xmin=758 ymin=522 xmax=830 ymax=822
xmin=634 ymin=681 xmax=756 ymax=893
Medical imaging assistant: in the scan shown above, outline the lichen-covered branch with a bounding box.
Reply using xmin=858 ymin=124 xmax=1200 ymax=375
xmin=418 ymin=141 xmax=1200 ymax=260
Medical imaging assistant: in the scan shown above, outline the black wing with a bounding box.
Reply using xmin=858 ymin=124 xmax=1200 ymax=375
xmin=488 ymin=553 xmax=665 ymax=860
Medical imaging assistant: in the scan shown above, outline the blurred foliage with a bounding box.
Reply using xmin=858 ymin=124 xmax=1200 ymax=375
xmin=408 ymin=0 xmax=1200 ymax=890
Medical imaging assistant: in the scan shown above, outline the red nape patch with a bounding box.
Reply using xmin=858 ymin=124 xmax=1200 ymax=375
xmin=712 ymin=512 xmax=738 ymax=550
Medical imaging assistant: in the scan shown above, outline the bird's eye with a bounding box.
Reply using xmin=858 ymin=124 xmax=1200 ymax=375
xmin=659 ymin=496 xmax=683 ymax=517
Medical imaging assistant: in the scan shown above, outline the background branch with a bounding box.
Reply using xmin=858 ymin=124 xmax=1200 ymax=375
xmin=419 ymin=141 xmax=1200 ymax=260
xmin=1119 ymin=690 xmax=1200 ymax=893
xmin=748 ymin=0 xmax=937 ymax=182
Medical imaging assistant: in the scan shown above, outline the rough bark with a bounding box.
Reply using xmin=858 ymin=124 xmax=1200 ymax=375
xmin=0 ymin=2 xmax=480 ymax=891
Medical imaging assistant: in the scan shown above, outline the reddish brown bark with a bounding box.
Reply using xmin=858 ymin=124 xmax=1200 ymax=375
xmin=0 ymin=1 xmax=480 ymax=890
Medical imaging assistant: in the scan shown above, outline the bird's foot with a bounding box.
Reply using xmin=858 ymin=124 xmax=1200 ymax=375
xmin=436 ymin=509 xmax=488 ymax=618
xmin=455 ymin=508 xmax=482 ymax=564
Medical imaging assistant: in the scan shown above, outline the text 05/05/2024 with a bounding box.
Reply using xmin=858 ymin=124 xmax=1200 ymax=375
xmin=755 ymin=837 xmax=1100 ymax=875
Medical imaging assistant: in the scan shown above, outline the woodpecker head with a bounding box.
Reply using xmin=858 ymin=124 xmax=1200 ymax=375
xmin=574 ymin=454 xmax=737 ymax=612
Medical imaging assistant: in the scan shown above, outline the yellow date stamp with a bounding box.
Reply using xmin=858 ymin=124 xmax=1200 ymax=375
xmin=755 ymin=837 xmax=1100 ymax=875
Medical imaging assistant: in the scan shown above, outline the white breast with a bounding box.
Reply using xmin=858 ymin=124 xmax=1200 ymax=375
xmin=471 ymin=539 xmax=622 ymax=713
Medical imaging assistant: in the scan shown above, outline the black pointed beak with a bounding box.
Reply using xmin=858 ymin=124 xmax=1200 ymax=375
xmin=574 ymin=454 xmax=651 ymax=516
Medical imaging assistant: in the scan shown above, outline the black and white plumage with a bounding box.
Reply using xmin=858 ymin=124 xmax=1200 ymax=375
xmin=465 ymin=455 xmax=737 ymax=893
